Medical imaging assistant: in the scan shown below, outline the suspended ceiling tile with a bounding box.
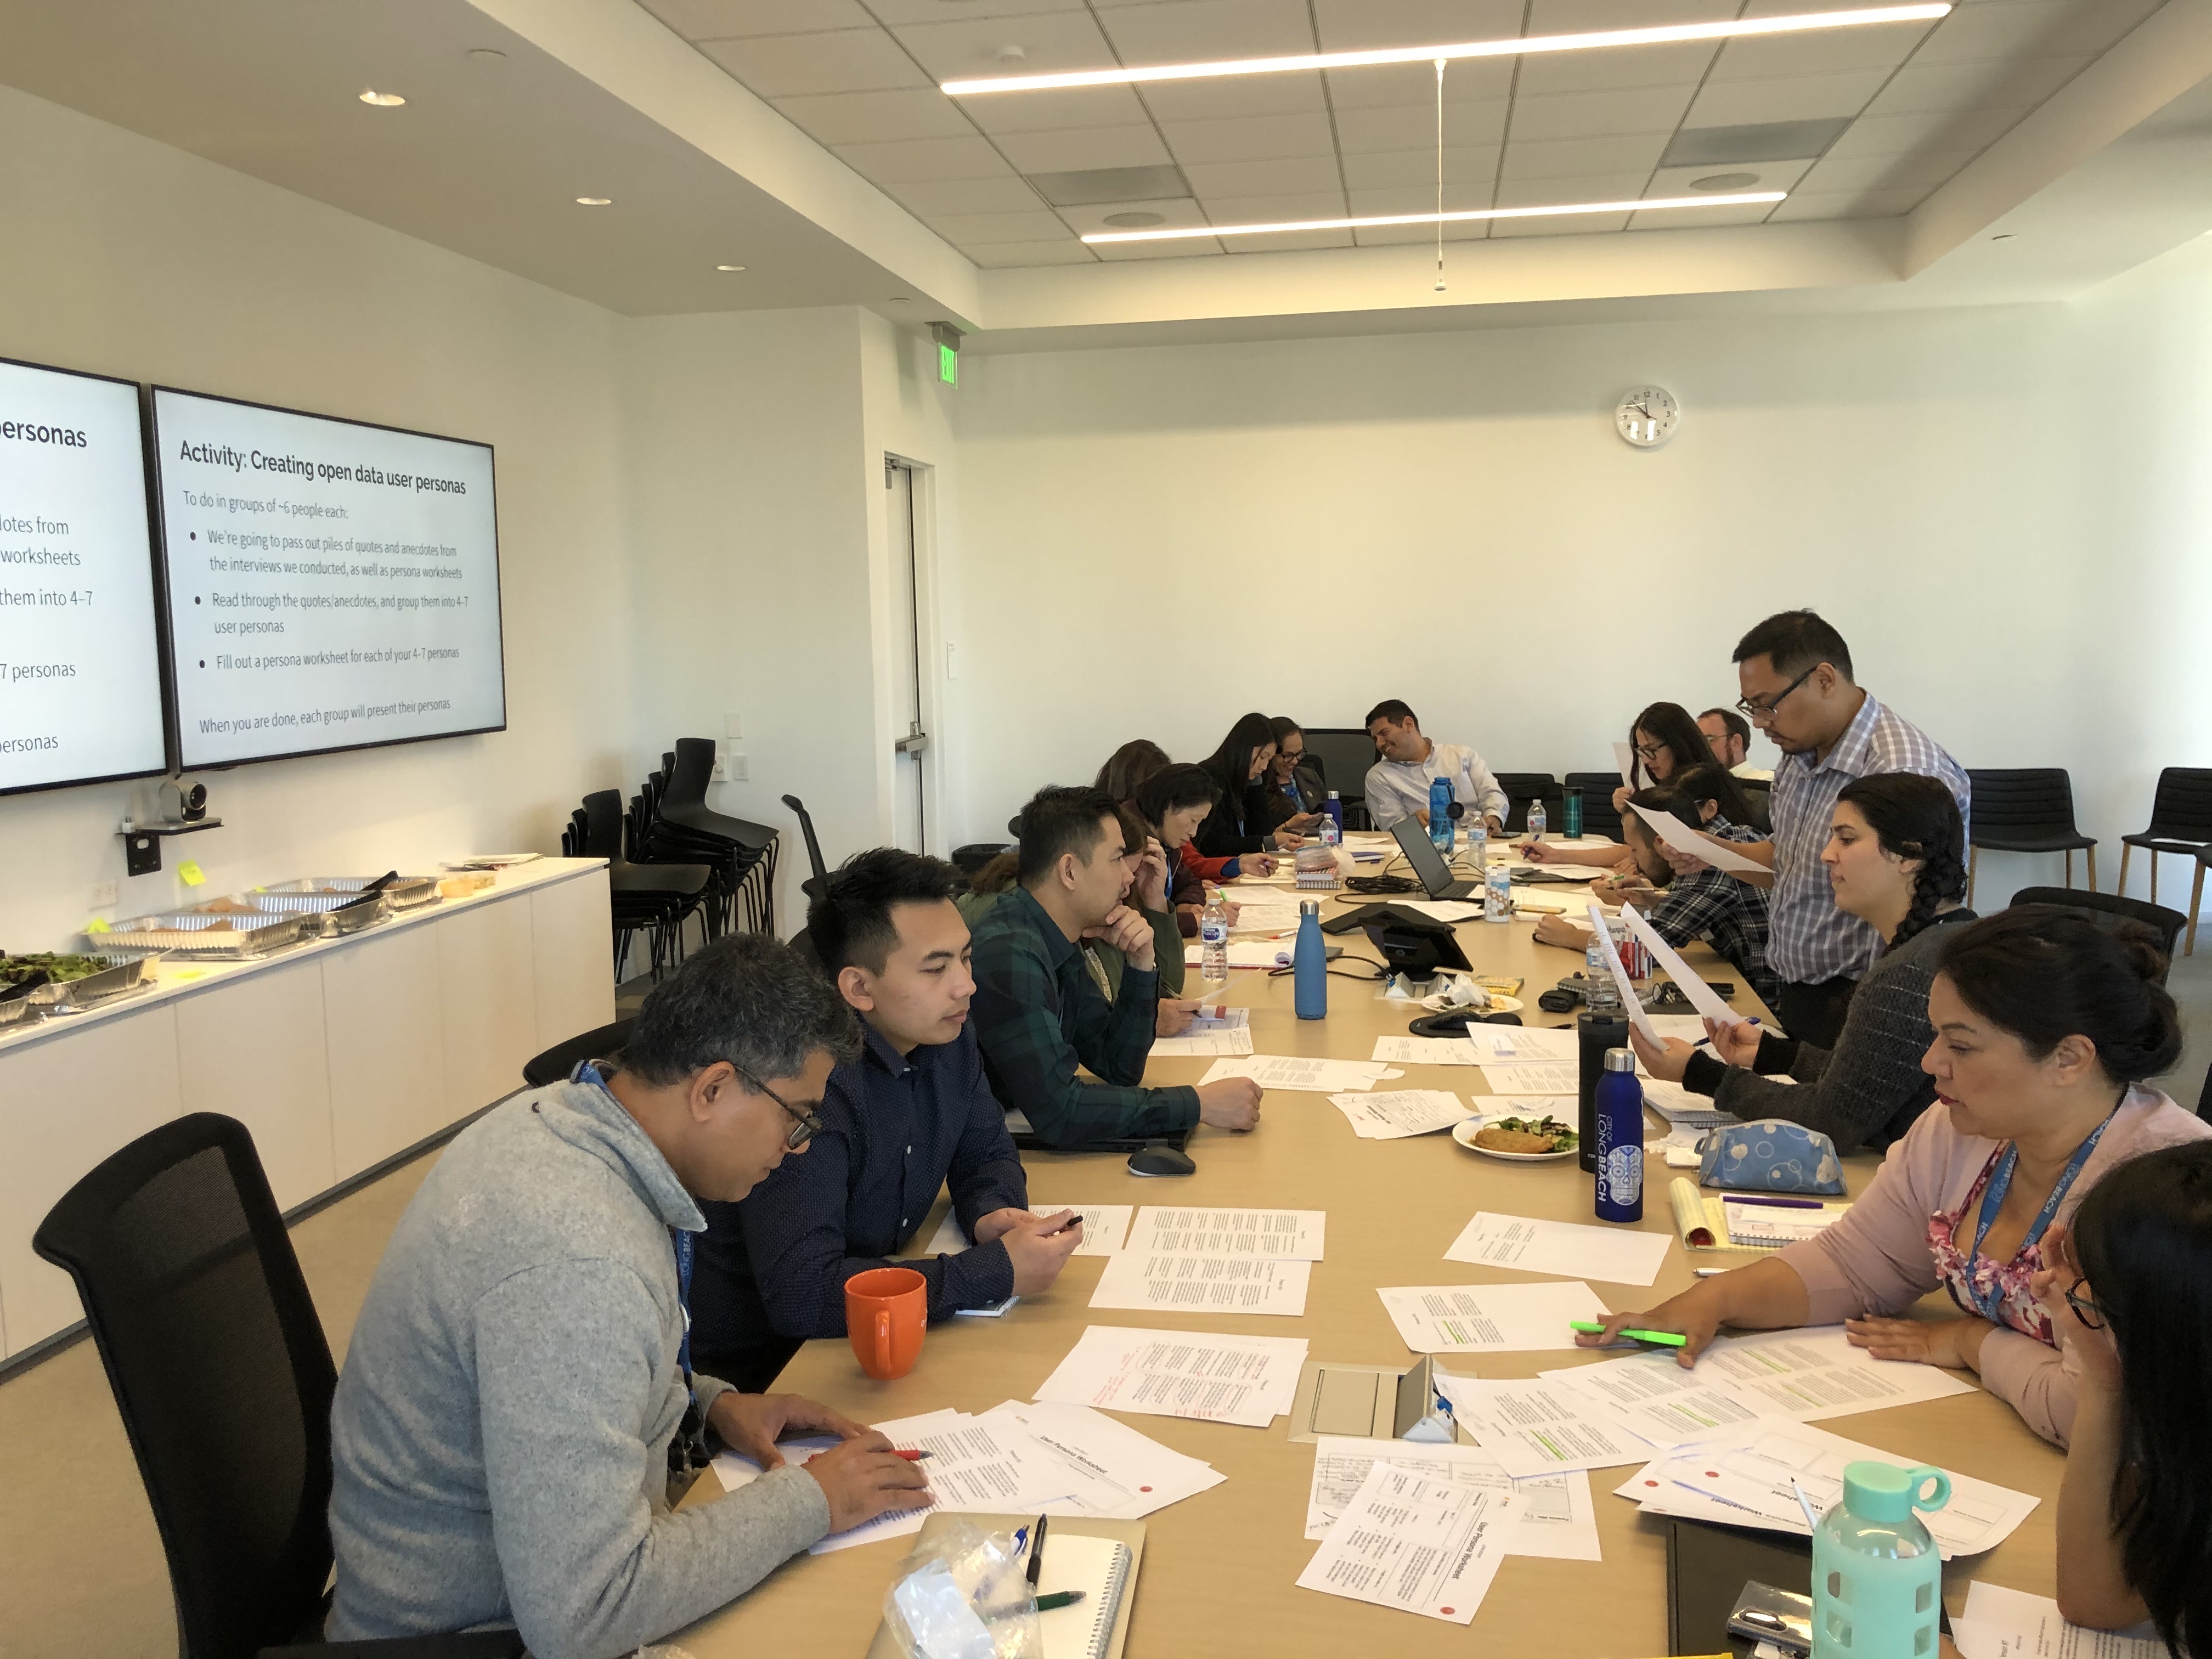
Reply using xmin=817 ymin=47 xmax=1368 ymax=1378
xmin=883 ymin=175 xmax=1053 ymax=217
xmin=1222 ymin=227 xmax=1355 ymax=251
xmin=1514 ymin=39 xmax=1720 ymax=95
xmin=771 ymin=87 xmax=978 ymax=145
xmin=1861 ymin=53 xmax=2093 ymax=115
xmin=1765 ymin=184 xmax=1928 ymax=221
xmin=641 ymin=0 xmax=874 ymax=40
xmin=1527 ymin=0 xmax=1737 ymax=27
xmin=1156 ymin=111 xmax=1339 ymax=163
xmin=1197 ymin=190 xmax=1351 ymax=227
xmin=1340 ymin=144 xmax=1504 ymax=190
xmin=889 ymin=9 xmax=1118 ymax=82
xmin=698 ymin=29 xmax=929 ymax=97
xmin=1137 ymin=71 xmax=1328 ymax=121
xmin=1645 ymin=156 xmax=1813 ymax=196
xmin=867 ymin=0 xmax=1082 ymax=20
xmin=1798 ymin=148 xmax=1983 ymax=194
xmin=1346 ymin=183 xmax=1499 ymax=216
xmin=1490 ymin=210 xmax=1635 ymax=238
xmin=1333 ymin=99 xmax=1510 ymax=153
xmin=958 ymin=84 xmax=1152 ymax=134
xmin=831 ymin=133 xmax=1016 ymax=182
xmin=1094 ymin=0 xmax=1317 ymax=63
xmin=1054 ymin=195 xmax=1211 ymax=234
xmin=1626 ymin=199 xmax=1775 ymax=230
xmin=1494 ymin=170 xmax=1652 ymax=207
xmin=1324 ymin=59 xmax=1516 ymax=110
xmin=965 ymin=238 xmax=1100 ymax=267
xmin=1914 ymin=0 xmax=2164 ymax=66
xmin=1684 ymin=69 xmax=1893 ymax=128
xmin=1311 ymin=0 xmax=1524 ymax=52
xmin=1178 ymin=153 xmax=1343 ymax=197
xmin=1706 ymin=20 xmax=1934 ymax=82
xmin=1499 ymin=132 xmax=1669 ymax=181
xmin=922 ymin=207 xmax=1073 ymax=244
xmin=1508 ymin=83 xmax=1700 ymax=143
xmin=1821 ymin=105 xmax=2030 ymax=162
xmin=1090 ymin=235 xmax=1226 ymax=259
xmin=994 ymin=123 xmax=1173 ymax=170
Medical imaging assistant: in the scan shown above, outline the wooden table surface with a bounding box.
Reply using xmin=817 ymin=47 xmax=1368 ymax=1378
xmin=674 ymin=853 xmax=2063 ymax=1657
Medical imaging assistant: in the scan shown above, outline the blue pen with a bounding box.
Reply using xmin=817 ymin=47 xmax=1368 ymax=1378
xmin=1727 ymin=1195 xmax=1825 ymax=1210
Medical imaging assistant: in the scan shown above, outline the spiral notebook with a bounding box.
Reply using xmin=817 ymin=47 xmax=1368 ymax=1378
xmin=865 ymin=1513 xmax=1146 ymax=1659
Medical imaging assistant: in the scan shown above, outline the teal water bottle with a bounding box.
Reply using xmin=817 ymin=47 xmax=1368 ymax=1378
xmin=1294 ymin=899 xmax=1327 ymax=1020
xmin=1811 ymin=1461 xmax=1951 ymax=1658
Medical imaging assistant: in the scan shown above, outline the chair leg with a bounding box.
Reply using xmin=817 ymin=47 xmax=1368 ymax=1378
xmin=2086 ymin=846 xmax=2097 ymax=894
xmin=2063 ymin=849 xmax=2073 ymax=890
xmin=2121 ymin=843 xmax=2134 ymax=900
xmin=2190 ymin=861 xmax=2207 ymax=957
xmin=1967 ymin=845 xmax=1978 ymax=909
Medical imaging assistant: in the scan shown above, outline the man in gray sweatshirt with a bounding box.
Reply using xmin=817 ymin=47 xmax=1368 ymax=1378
xmin=327 ymin=933 xmax=933 ymax=1658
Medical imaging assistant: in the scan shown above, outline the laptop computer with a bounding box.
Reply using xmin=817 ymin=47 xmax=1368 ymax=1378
xmin=1391 ymin=817 xmax=1477 ymax=900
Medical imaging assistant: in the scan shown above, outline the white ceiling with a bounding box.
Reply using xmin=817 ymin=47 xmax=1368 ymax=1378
xmin=652 ymin=0 xmax=2165 ymax=264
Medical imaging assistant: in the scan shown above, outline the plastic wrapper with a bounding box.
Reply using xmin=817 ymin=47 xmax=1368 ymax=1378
xmin=881 ymin=1520 xmax=1042 ymax=1659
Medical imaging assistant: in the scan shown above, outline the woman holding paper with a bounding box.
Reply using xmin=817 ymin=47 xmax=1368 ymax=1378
xmin=1581 ymin=905 xmax=2208 ymax=1449
xmin=1630 ymin=774 xmax=1973 ymax=1151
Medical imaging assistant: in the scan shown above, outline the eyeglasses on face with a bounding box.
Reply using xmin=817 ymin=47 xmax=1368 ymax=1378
xmin=1735 ymin=664 xmax=1818 ymax=721
xmin=2062 ymin=1276 xmax=2109 ymax=1332
xmin=1632 ymin=741 xmax=1668 ymax=762
xmin=724 ymin=1062 xmax=824 ymax=1150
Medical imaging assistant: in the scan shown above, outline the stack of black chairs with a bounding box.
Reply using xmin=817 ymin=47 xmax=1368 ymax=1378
xmin=631 ymin=739 xmax=782 ymax=939
xmin=561 ymin=790 xmax=712 ymax=981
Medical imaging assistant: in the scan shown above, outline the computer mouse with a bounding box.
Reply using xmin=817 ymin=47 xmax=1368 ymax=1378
xmin=1127 ymin=1145 xmax=1197 ymax=1177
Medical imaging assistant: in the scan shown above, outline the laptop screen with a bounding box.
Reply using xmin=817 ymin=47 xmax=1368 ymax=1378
xmin=1391 ymin=816 xmax=1457 ymax=896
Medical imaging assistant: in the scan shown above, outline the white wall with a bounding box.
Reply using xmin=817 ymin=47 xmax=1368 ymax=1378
xmin=943 ymin=261 xmax=2212 ymax=909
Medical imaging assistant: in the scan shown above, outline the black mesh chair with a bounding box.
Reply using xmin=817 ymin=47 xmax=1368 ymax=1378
xmin=1492 ymin=772 xmax=1562 ymax=835
xmin=2007 ymin=888 xmax=2187 ymax=964
xmin=780 ymin=793 xmax=832 ymax=902
xmin=1562 ymin=772 xmax=1626 ymax=842
xmin=31 ymin=1114 xmax=523 ymax=1659
xmin=581 ymin=790 xmax=710 ymax=982
xmin=1301 ymin=727 xmax=1381 ymax=828
xmin=951 ymin=843 xmax=1011 ymax=877
xmin=521 ymin=1018 xmax=636 ymax=1088
xmin=2119 ymin=768 xmax=2212 ymax=907
xmin=1966 ymin=769 xmax=2097 ymax=901
xmin=646 ymin=740 xmax=781 ymax=936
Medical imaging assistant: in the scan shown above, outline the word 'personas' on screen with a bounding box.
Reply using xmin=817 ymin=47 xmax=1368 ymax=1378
xmin=0 ymin=357 xmax=168 ymax=795
xmin=154 ymin=389 xmax=505 ymax=769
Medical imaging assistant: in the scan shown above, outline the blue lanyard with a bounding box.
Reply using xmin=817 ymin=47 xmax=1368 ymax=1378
xmin=1961 ymin=1119 xmax=2109 ymax=1320
xmin=670 ymin=1226 xmax=695 ymax=1381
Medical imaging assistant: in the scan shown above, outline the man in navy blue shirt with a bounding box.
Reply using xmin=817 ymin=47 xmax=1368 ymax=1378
xmin=690 ymin=849 xmax=1084 ymax=1390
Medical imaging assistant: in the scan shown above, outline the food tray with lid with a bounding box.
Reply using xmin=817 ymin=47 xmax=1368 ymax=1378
xmin=248 ymin=876 xmax=442 ymax=912
xmin=98 ymin=912 xmax=307 ymax=958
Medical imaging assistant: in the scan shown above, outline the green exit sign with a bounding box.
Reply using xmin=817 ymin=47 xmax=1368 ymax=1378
xmin=938 ymin=342 xmax=958 ymax=385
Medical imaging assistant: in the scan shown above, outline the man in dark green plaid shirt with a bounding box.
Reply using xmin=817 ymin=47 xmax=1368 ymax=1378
xmin=969 ymin=786 xmax=1263 ymax=1150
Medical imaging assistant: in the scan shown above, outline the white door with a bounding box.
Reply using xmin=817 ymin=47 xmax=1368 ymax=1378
xmin=885 ymin=459 xmax=928 ymax=852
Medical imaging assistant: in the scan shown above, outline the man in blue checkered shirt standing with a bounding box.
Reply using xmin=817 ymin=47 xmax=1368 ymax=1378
xmin=1693 ymin=610 xmax=1968 ymax=1048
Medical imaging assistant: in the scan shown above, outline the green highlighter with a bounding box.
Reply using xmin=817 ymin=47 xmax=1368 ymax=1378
xmin=1570 ymin=1321 xmax=1689 ymax=1348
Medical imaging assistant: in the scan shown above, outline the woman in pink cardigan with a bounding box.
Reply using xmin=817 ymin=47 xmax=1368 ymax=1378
xmin=1579 ymin=906 xmax=2207 ymax=1447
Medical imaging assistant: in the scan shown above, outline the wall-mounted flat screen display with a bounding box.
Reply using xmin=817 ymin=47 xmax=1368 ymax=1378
xmin=0 ymin=356 xmax=169 ymax=796
xmin=152 ymin=387 xmax=505 ymax=769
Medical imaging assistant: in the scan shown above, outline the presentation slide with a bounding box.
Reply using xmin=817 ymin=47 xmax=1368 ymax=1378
xmin=153 ymin=388 xmax=504 ymax=769
xmin=0 ymin=357 xmax=168 ymax=796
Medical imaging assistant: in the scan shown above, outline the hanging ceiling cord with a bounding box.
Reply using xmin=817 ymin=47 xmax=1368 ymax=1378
xmin=1434 ymin=58 xmax=1447 ymax=292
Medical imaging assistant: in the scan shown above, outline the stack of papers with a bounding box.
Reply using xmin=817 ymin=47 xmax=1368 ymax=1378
xmin=1641 ymin=1077 xmax=1734 ymax=1128
xmin=1329 ymin=1088 xmax=1477 ymax=1139
xmin=1954 ymin=1583 xmax=2164 ymax=1658
xmin=1304 ymin=1438 xmax=1601 ymax=1562
xmin=1295 ymin=1463 xmax=1517 ymax=1625
xmin=1035 ymin=1325 xmax=1310 ymax=1427
xmin=1149 ymin=1023 xmax=1256 ymax=1057
xmin=1442 ymin=1212 xmax=1672 ymax=1287
xmin=1376 ymin=1282 xmax=1610 ymax=1353
xmin=917 ymin=1204 xmax=1133 ymax=1259
xmin=1477 ymin=1062 xmax=1582 ymax=1096
xmin=1370 ymin=1035 xmax=1483 ymax=1065
xmin=1199 ymin=1054 xmax=1400 ymax=1093
xmin=1090 ymin=1207 xmax=1328 ymax=1317
xmin=1616 ymin=1419 xmax=2039 ymax=1559
xmin=1225 ymin=891 xmax=1305 ymax=933
xmin=1463 ymin=1025 xmax=1579 ymax=1064
xmin=712 ymin=1399 xmax=1226 ymax=1551
xmin=1435 ymin=1374 xmax=1667 ymax=1477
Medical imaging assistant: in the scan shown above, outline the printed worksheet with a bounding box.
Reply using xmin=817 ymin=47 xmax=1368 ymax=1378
xmin=1477 ymin=1061 xmax=1583 ymax=1096
xmin=1304 ymin=1436 xmax=1509 ymax=1539
xmin=1295 ymin=1463 xmax=1517 ymax=1625
xmin=1128 ymin=1206 xmax=1326 ymax=1260
xmin=1462 ymin=1024 xmax=1581 ymax=1064
xmin=1148 ymin=1025 xmax=1257 ymax=1058
xmin=1370 ymin=1035 xmax=1484 ymax=1065
xmin=1693 ymin=1327 xmax=1981 ymax=1419
xmin=917 ymin=1204 xmax=1132 ymax=1259
xmin=1199 ymin=1054 xmax=1398 ymax=1093
xmin=1442 ymin=1212 xmax=1672 ymax=1287
xmin=1088 ymin=1252 xmax=1311 ymax=1316
xmin=1953 ymin=1582 xmax=2164 ymax=1658
xmin=1033 ymin=1325 xmax=1308 ymax=1427
xmin=972 ymin=1400 xmax=1226 ymax=1520
xmin=1434 ymin=1373 xmax=1664 ymax=1479
xmin=1538 ymin=1353 xmax=1770 ymax=1447
xmin=1377 ymin=1282 xmax=1609 ymax=1353
xmin=1329 ymin=1088 xmax=1477 ymax=1139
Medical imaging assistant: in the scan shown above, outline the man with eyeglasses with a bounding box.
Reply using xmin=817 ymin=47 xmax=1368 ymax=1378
xmin=327 ymin=934 xmax=930 ymax=1657
xmin=1693 ymin=610 xmax=1968 ymax=1048
xmin=690 ymin=848 xmax=1083 ymax=1391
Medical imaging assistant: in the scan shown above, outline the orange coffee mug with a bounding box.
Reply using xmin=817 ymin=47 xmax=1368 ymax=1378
xmin=845 ymin=1266 xmax=927 ymax=1381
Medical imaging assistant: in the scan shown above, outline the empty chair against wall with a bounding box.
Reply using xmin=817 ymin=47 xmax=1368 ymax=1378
xmin=1562 ymin=771 xmax=1627 ymax=842
xmin=1965 ymin=768 xmax=2097 ymax=901
xmin=1492 ymin=772 xmax=1562 ymax=836
xmin=580 ymin=789 xmax=710 ymax=981
xmin=1299 ymin=726 xmax=1383 ymax=828
xmin=2119 ymin=767 xmax=2212 ymax=907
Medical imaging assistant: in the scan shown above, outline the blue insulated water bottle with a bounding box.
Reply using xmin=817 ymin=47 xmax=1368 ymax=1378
xmin=1594 ymin=1049 xmax=1644 ymax=1222
xmin=1429 ymin=777 xmax=1455 ymax=854
xmin=1294 ymin=899 xmax=1327 ymax=1020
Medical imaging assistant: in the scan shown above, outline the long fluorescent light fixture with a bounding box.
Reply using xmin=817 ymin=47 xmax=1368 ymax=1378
xmin=1080 ymin=191 xmax=1786 ymax=244
xmin=943 ymin=5 xmax=1949 ymax=95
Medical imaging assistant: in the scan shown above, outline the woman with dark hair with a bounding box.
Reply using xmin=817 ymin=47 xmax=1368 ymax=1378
xmin=1527 ymin=707 xmax=1759 ymax=872
xmin=1194 ymin=712 xmax=1305 ymax=861
xmin=1093 ymin=739 xmax=1168 ymax=803
xmin=1260 ymin=716 xmax=1325 ymax=832
xmin=1635 ymin=772 xmax=1974 ymax=1150
xmin=1588 ymin=902 xmax=2209 ymax=1447
xmin=1615 ymin=701 xmax=1716 ymax=805
xmin=2032 ymin=1143 xmax=2212 ymax=1646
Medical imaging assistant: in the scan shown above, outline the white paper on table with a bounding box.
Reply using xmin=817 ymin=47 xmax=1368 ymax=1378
xmin=1127 ymin=1205 xmax=1327 ymax=1260
xmin=1390 ymin=899 xmax=1485 ymax=923
xmin=1477 ymin=1060 xmax=1582 ymax=1096
xmin=1506 ymin=1470 xmax=1602 ymax=1561
xmin=1033 ymin=1325 xmax=1308 ymax=1427
xmin=1330 ymin=1088 xmax=1476 ymax=1139
xmin=1199 ymin=1054 xmax=1399 ymax=1094
xmin=1954 ymin=1582 xmax=2164 ymax=1658
xmin=1628 ymin=802 xmax=1770 ymax=874
xmin=1090 ymin=1251 xmax=1311 ymax=1316
xmin=1641 ymin=1076 xmax=1735 ymax=1127
xmin=1613 ymin=741 xmax=1637 ymax=787
xmin=1515 ymin=863 xmax=1624 ymax=883
xmin=1463 ymin=1024 xmax=1580 ymax=1064
xmin=1148 ymin=1025 xmax=1257 ymax=1058
xmin=1371 ymin=1035 xmax=1484 ymax=1065
xmin=1543 ymin=1355 xmax=1770 ymax=1449
xmin=1442 ymin=1211 xmax=1673 ymax=1287
xmin=1617 ymin=903 xmax=1745 ymax=1028
xmin=974 ymin=1399 xmax=1226 ymax=1519
xmin=1295 ymin=1462 xmax=1517 ymax=1624
xmin=1434 ymin=1374 xmax=1662 ymax=1478
xmin=1377 ymin=1281 xmax=1610 ymax=1353
xmin=1184 ymin=939 xmax=1296 ymax=969
xmin=1227 ymin=895 xmax=1304 ymax=934
xmin=1588 ymin=900 xmax=1662 ymax=1044
xmin=1303 ymin=1435 xmax=1510 ymax=1539
xmin=916 ymin=1203 xmax=1133 ymax=1260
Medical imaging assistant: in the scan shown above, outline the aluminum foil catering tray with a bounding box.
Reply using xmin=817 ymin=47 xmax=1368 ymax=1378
xmin=101 ymin=911 xmax=307 ymax=958
xmin=2 ymin=953 xmax=165 ymax=1022
xmin=249 ymin=876 xmax=443 ymax=913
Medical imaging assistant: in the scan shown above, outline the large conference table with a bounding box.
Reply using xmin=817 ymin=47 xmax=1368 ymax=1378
xmin=676 ymin=846 xmax=2064 ymax=1657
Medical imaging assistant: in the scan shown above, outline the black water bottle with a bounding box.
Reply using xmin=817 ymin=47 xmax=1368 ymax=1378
xmin=1577 ymin=1009 xmax=1629 ymax=1173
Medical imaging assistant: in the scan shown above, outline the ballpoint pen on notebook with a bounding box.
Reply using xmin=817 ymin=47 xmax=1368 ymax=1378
xmin=1726 ymin=1195 xmax=1827 ymax=1211
xmin=1026 ymin=1514 xmax=1048 ymax=1588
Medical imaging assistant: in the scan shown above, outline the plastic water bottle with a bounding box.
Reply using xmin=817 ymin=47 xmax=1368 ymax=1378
xmin=1564 ymin=786 xmax=1584 ymax=839
xmin=1428 ymin=777 xmax=1455 ymax=854
xmin=1594 ymin=1049 xmax=1644 ymax=1222
xmin=1584 ymin=936 xmax=1621 ymax=1012
xmin=1319 ymin=794 xmax=1342 ymax=847
xmin=1811 ymin=1462 xmax=1951 ymax=1658
xmin=1466 ymin=817 xmax=1488 ymax=872
xmin=1483 ymin=862 xmax=1511 ymax=923
xmin=1527 ymin=799 xmax=1548 ymax=843
xmin=1294 ymin=899 xmax=1327 ymax=1020
xmin=1199 ymin=889 xmax=1229 ymax=986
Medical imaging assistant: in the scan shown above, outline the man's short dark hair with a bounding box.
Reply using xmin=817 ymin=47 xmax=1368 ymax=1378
xmin=1700 ymin=707 xmax=1751 ymax=747
xmin=1732 ymin=610 xmax=1854 ymax=681
xmin=808 ymin=848 xmax=962 ymax=979
xmin=1364 ymin=698 xmax=1418 ymax=729
xmin=621 ymin=932 xmax=860 ymax=1087
xmin=1015 ymin=785 xmax=1123 ymax=887
xmin=1626 ymin=786 xmax=1705 ymax=836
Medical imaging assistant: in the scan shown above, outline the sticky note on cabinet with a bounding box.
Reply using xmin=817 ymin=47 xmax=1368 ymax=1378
xmin=177 ymin=860 xmax=206 ymax=887
xmin=87 ymin=916 xmax=111 ymax=933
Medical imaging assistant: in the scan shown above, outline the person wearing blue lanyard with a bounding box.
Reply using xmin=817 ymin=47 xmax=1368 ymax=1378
xmin=325 ymin=934 xmax=933 ymax=1656
xmin=1577 ymin=906 xmax=2210 ymax=1448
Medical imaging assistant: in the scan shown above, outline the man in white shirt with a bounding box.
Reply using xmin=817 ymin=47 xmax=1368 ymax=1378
xmin=1698 ymin=707 xmax=1774 ymax=782
xmin=1360 ymin=699 xmax=1508 ymax=833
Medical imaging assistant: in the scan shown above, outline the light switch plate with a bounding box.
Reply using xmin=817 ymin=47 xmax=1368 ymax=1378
xmin=722 ymin=710 xmax=744 ymax=739
xmin=90 ymin=879 xmax=118 ymax=909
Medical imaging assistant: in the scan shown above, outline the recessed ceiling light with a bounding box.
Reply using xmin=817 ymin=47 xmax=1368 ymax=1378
xmin=944 ymin=4 xmax=1949 ymax=94
xmin=716 ymin=264 xmax=747 ymax=272
xmin=1690 ymin=172 xmax=1761 ymax=193
xmin=575 ymin=196 xmax=613 ymax=206
xmin=1081 ymin=191 xmax=1786 ymax=244
xmin=1103 ymin=211 xmax=1167 ymax=228
xmin=358 ymin=89 xmax=406 ymax=107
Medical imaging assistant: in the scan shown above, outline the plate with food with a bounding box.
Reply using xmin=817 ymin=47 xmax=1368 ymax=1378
xmin=1452 ymin=1113 xmax=1579 ymax=1162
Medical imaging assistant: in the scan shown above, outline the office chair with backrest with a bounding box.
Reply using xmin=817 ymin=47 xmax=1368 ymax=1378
xmin=32 ymin=1114 xmax=523 ymax=1659
xmin=780 ymin=794 xmax=831 ymax=902
xmin=1561 ymin=772 xmax=1627 ymax=842
xmin=522 ymin=1018 xmax=637 ymax=1088
xmin=1491 ymin=772 xmax=1562 ymax=836
xmin=1299 ymin=727 xmax=1381 ymax=825
xmin=2006 ymin=889 xmax=2187 ymax=966
xmin=2119 ymin=767 xmax=2212 ymax=909
xmin=1964 ymin=769 xmax=2097 ymax=900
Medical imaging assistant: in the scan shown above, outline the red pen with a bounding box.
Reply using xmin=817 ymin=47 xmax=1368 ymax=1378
xmin=893 ymin=1448 xmax=933 ymax=1461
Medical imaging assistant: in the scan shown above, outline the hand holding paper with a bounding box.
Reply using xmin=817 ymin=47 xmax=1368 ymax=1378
xmin=1616 ymin=904 xmax=1743 ymax=1028
xmin=1585 ymin=900 xmax=1660 ymax=1045
xmin=1627 ymin=803 xmax=1768 ymax=875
